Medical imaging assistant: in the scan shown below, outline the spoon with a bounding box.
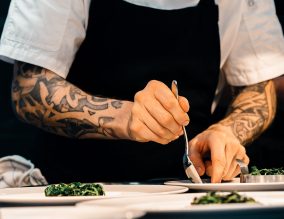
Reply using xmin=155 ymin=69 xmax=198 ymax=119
xmin=171 ymin=80 xmax=203 ymax=183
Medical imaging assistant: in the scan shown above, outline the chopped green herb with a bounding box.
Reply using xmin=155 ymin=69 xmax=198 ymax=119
xmin=250 ymin=166 xmax=284 ymax=175
xmin=44 ymin=182 xmax=105 ymax=196
xmin=191 ymin=192 xmax=256 ymax=205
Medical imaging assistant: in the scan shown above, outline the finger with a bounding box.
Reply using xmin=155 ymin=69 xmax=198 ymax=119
xmin=129 ymin=117 xmax=171 ymax=145
xmin=223 ymin=161 xmax=238 ymax=181
xmin=211 ymin=143 xmax=226 ymax=183
xmin=143 ymin=99 xmax=183 ymax=136
xmin=222 ymin=144 xmax=240 ymax=178
xmin=241 ymin=152 xmax=250 ymax=166
xmin=227 ymin=165 xmax=241 ymax=180
xmin=138 ymin=103 xmax=179 ymax=140
xmin=205 ymin=160 xmax=212 ymax=177
xmin=154 ymin=86 xmax=189 ymax=126
xmin=178 ymin=96 xmax=190 ymax=113
xmin=189 ymin=141 xmax=206 ymax=176
xmin=223 ymin=150 xmax=249 ymax=181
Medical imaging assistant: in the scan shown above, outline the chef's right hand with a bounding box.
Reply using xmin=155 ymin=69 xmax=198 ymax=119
xmin=128 ymin=80 xmax=190 ymax=144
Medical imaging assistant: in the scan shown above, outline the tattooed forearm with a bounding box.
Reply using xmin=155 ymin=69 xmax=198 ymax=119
xmin=11 ymin=61 xmax=132 ymax=139
xmin=218 ymin=80 xmax=276 ymax=145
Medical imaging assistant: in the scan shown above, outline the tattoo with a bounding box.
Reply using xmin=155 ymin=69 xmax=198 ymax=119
xmin=98 ymin=117 xmax=118 ymax=137
xmin=220 ymin=81 xmax=276 ymax=145
xmin=111 ymin=100 xmax=123 ymax=109
xmin=12 ymin=61 xmax=123 ymax=139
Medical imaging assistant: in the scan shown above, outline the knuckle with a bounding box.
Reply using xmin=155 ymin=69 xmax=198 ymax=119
xmin=131 ymin=105 xmax=140 ymax=116
xmin=156 ymin=128 xmax=168 ymax=138
xmin=214 ymin=157 xmax=226 ymax=168
xmin=244 ymin=156 xmax=250 ymax=165
xmin=164 ymin=99 xmax=176 ymax=110
xmin=129 ymin=121 xmax=141 ymax=134
xmin=134 ymin=91 xmax=144 ymax=102
xmin=162 ymin=114 xmax=173 ymax=126
xmin=239 ymin=145 xmax=246 ymax=154
xmin=188 ymin=138 xmax=197 ymax=148
xmin=148 ymin=80 xmax=159 ymax=88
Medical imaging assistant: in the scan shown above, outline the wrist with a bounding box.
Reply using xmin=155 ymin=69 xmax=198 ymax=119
xmin=100 ymin=100 xmax=134 ymax=140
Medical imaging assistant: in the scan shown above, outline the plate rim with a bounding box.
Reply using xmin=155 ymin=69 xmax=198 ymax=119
xmin=76 ymin=191 xmax=284 ymax=213
xmin=0 ymin=184 xmax=188 ymax=204
xmin=164 ymin=179 xmax=284 ymax=191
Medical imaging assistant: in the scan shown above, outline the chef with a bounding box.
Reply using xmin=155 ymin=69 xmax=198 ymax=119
xmin=0 ymin=0 xmax=284 ymax=183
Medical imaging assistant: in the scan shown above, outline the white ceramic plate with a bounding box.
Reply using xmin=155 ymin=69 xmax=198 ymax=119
xmin=77 ymin=191 xmax=284 ymax=213
xmin=164 ymin=178 xmax=284 ymax=191
xmin=0 ymin=206 xmax=144 ymax=219
xmin=0 ymin=184 xmax=188 ymax=205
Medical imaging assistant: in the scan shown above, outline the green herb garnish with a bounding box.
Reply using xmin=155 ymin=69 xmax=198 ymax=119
xmin=250 ymin=166 xmax=284 ymax=175
xmin=44 ymin=182 xmax=105 ymax=196
xmin=191 ymin=192 xmax=256 ymax=205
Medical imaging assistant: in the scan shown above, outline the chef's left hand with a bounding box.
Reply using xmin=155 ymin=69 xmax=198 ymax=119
xmin=188 ymin=124 xmax=249 ymax=183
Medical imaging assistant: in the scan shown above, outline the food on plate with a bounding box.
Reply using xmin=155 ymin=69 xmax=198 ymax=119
xmin=44 ymin=182 xmax=105 ymax=196
xmin=191 ymin=191 xmax=256 ymax=205
xmin=250 ymin=166 xmax=284 ymax=175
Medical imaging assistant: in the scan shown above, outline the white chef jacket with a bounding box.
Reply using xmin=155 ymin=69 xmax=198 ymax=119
xmin=0 ymin=0 xmax=284 ymax=88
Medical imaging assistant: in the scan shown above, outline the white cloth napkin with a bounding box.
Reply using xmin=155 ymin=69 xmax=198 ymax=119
xmin=0 ymin=155 xmax=48 ymax=188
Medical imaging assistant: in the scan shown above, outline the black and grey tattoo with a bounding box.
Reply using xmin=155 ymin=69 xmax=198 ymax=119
xmin=220 ymin=81 xmax=276 ymax=145
xmin=12 ymin=61 xmax=125 ymax=139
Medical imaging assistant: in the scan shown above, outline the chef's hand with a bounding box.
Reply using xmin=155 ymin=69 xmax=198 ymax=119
xmin=189 ymin=124 xmax=249 ymax=183
xmin=128 ymin=80 xmax=190 ymax=144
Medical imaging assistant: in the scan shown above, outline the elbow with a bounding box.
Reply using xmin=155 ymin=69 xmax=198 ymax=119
xmin=11 ymin=61 xmax=47 ymax=127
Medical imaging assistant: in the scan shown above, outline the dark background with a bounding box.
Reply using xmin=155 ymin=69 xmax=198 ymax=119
xmin=0 ymin=1 xmax=284 ymax=178
xmin=0 ymin=0 xmax=43 ymax=163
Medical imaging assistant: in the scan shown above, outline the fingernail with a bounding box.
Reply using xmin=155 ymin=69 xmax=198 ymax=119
xmin=183 ymin=120 xmax=189 ymax=126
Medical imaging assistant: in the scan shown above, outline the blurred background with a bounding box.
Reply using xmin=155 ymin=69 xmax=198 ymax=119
xmin=0 ymin=0 xmax=284 ymax=174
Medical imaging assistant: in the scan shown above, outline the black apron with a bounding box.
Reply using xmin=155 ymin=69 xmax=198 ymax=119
xmin=40 ymin=0 xmax=221 ymax=183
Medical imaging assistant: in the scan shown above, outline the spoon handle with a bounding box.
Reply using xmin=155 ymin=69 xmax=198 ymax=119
xmin=171 ymin=80 xmax=203 ymax=184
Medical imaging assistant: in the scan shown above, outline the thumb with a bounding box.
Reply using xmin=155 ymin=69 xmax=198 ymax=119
xmin=189 ymin=151 xmax=205 ymax=176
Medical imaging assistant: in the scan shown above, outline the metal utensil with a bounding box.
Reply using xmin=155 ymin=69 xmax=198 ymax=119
xmin=171 ymin=80 xmax=203 ymax=184
xmin=236 ymin=159 xmax=249 ymax=183
xmin=236 ymin=159 xmax=249 ymax=174
xmin=241 ymin=174 xmax=284 ymax=183
xmin=236 ymin=159 xmax=284 ymax=183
